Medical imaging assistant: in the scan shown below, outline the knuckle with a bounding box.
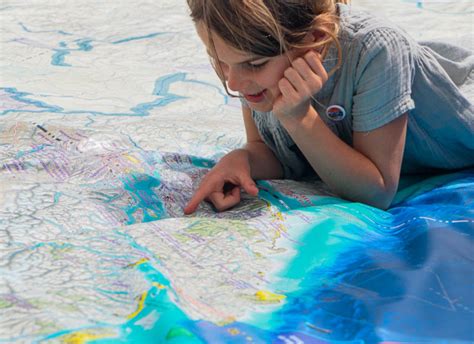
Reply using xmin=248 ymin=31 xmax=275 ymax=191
xmin=322 ymin=72 xmax=328 ymax=83
xmin=292 ymin=58 xmax=304 ymax=68
xmin=305 ymin=50 xmax=317 ymax=60
xmin=308 ymin=78 xmax=321 ymax=91
xmin=214 ymin=202 xmax=227 ymax=212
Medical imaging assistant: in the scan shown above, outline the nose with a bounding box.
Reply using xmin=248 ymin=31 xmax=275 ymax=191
xmin=226 ymin=66 xmax=246 ymax=92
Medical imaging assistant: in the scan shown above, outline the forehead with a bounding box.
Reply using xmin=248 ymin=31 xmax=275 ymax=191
xmin=195 ymin=22 xmax=252 ymax=61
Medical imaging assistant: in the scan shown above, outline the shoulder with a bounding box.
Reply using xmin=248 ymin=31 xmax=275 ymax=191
xmin=333 ymin=5 xmax=417 ymax=132
xmin=335 ymin=4 xmax=417 ymax=87
xmin=337 ymin=4 xmax=417 ymax=59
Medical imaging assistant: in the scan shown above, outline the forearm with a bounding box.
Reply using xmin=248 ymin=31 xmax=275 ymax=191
xmin=241 ymin=141 xmax=284 ymax=180
xmin=281 ymin=108 xmax=398 ymax=209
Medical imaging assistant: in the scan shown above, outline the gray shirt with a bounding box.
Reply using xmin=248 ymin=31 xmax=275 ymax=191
xmin=248 ymin=4 xmax=474 ymax=179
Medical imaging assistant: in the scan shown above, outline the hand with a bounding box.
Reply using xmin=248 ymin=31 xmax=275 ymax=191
xmin=183 ymin=149 xmax=259 ymax=214
xmin=273 ymin=50 xmax=328 ymax=121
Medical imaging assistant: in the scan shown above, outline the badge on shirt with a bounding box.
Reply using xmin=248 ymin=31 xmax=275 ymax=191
xmin=326 ymin=105 xmax=346 ymax=121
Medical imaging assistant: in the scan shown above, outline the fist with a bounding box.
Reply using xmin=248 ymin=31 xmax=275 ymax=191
xmin=273 ymin=50 xmax=328 ymax=120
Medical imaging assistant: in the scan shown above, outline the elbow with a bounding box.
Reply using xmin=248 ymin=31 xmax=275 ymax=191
xmin=366 ymin=195 xmax=393 ymax=210
xmin=341 ymin=185 xmax=396 ymax=210
xmin=366 ymin=182 xmax=398 ymax=210
xmin=333 ymin=171 xmax=400 ymax=210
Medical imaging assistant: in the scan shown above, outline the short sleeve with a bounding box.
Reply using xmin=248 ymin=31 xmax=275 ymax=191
xmin=352 ymin=27 xmax=416 ymax=131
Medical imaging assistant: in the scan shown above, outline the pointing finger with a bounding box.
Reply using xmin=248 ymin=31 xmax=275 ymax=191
xmin=184 ymin=181 xmax=215 ymax=215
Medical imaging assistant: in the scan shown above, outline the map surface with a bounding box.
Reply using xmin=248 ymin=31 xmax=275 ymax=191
xmin=1 ymin=1 xmax=473 ymax=343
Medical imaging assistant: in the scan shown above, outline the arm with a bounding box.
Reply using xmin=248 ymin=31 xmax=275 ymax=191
xmin=241 ymin=105 xmax=284 ymax=180
xmin=275 ymin=50 xmax=407 ymax=209
xmin=184 ymin=105 xmax=283 ymax=214
xmin=281 ymin=108 xmax=407 ymax=209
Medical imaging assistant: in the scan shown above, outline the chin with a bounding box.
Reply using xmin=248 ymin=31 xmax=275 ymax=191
xmin=248 ymin=101 xmax=273 ymax=113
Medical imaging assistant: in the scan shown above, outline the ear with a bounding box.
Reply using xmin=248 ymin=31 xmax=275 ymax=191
xmin=311 ymin=29 xmax=326 ymax=42
xmin=302 ymin=30 xmax=326 ymax=44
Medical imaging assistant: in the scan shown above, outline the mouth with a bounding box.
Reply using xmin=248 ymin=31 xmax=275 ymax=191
xmin=243 ymin=89 xmax=266 ymax=103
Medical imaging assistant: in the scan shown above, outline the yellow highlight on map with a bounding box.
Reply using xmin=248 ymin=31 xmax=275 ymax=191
xmin=255 ymin=290 xmax=286 ymax=303
xmin=123 ymin=153 xmax=140 ymax=164
xmin=126 ymin=258 xmax=149 ymax=268
xmin=62 ymin=331 xmax=116 ymax=344
xmin=126 ymin=281 xmax=164 ymax=321
xmin=127 ymin=291 xmax=147 ymax=319
xmin=152 ymin=282 xmax=166 ymax=289
xmin=227 ymin=328 xmax=240 ymax=335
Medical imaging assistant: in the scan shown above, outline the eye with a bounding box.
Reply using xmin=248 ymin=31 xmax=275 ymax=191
xmin=246 ymin=60 xmax=268 ymax=70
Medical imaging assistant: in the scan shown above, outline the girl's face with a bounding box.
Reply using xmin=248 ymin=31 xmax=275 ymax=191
xmin=197 ymin=23 xmax=298 ymax=112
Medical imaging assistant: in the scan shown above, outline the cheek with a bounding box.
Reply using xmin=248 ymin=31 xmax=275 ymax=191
xmin=264 ymin=61 xmax=290 ymax=88
xmin=257 ymin=69 xmax=284 ymax=89
xmin=269 ymin=73 xmax=284 ymax=88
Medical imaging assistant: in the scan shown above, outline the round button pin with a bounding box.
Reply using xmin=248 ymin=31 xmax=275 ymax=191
xmin=326 ymin=105 xmax=346 ymax=121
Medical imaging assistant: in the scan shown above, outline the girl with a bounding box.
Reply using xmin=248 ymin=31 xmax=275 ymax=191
xmin=184 ymin=0 xmax=473 ymax=214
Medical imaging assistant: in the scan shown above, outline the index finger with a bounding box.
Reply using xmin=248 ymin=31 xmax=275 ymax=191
xmin=183 ymin=181 xmax=214 ymax=215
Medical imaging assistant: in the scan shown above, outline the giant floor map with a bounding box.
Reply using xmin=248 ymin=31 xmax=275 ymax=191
xmin=1 ymin=1 xmax=473 ymax=343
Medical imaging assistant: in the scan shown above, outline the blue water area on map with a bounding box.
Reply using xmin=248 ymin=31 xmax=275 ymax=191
xmin=262 ymin=170 xmax=474 ymax=343
xmin=122 ymin=173 xmax=167 ymax=224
